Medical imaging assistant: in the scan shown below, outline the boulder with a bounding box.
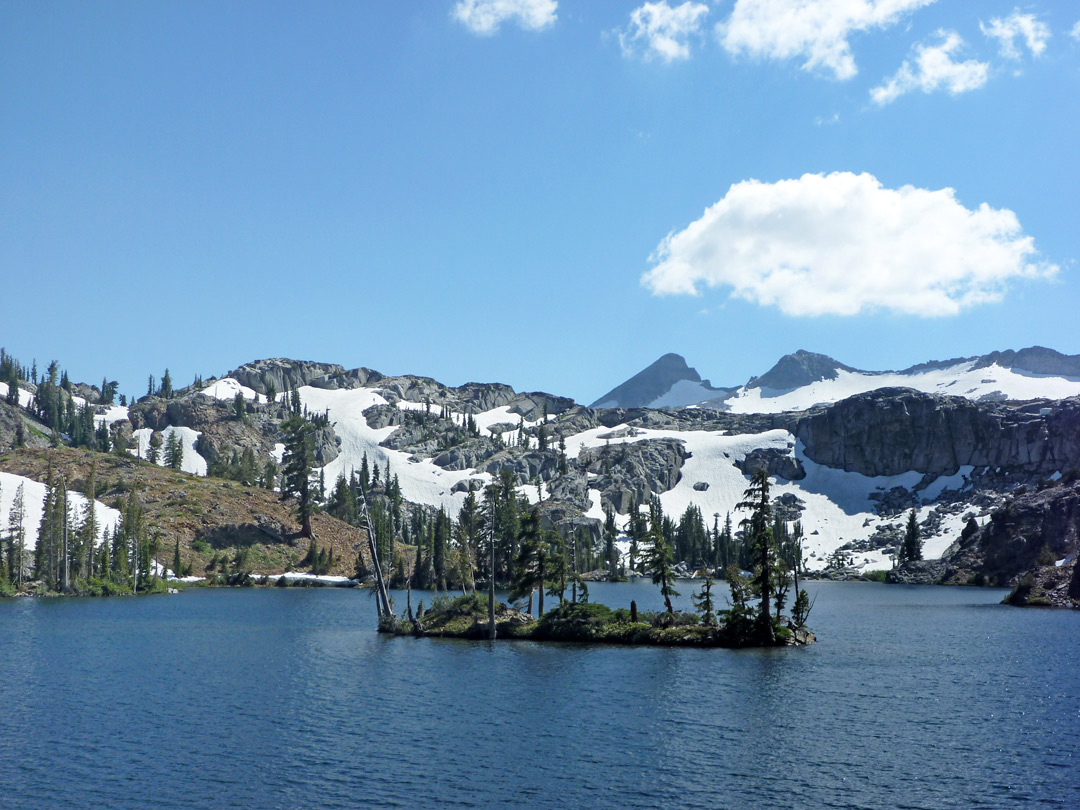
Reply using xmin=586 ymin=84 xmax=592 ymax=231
xmin=736 ymin=446 xmax=805 ymax=481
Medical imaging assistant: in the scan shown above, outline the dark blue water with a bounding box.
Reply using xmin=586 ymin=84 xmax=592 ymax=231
xmin=1 ymin=581 xmax=1077 ymax=809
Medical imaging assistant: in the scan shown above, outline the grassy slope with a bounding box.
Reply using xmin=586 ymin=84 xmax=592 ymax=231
xmin=0 ymin=447 xmax=370 ymax=579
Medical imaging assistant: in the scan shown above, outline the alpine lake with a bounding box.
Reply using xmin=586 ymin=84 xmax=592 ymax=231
xmin=1 ymin=579 xmax=1077 ymax=809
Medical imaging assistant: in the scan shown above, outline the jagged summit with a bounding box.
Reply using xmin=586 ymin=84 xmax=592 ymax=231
xmin=594 ymin=346 xmax=1080 ymax=415
xmin=971 ymin=346 xmax=1080 ymax=377
xmin=589 ymin=353 xmax=729 ymax=410
xmin=746 ymin=350 xmax=860 ymax=391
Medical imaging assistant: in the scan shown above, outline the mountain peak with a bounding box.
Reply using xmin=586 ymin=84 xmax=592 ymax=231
xmin=747 ymin=350 xmax=859 ymax=391
xmin=590 ymin=353 xmax=710 ymax=409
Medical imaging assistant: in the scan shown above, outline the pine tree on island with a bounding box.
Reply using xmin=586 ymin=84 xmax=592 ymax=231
xmin=737 ymin=468 xmax=778 ymax=644
xmin=511 ymin=506 xmax=546 ymax=616
xmin=692 ymin=572 xmax=717 ymax=626
xmin=644 ymin=499 xmax=678 ymax=614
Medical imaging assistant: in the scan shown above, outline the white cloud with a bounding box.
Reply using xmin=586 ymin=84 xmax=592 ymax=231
xmin=451 ymin=0 xmax=557 ymax=36
xmin=1069 ymin=20 xmax=1080 ymax=42
xmin=870 ymin=31 xmax=988 ymax=105
xmin=980 ymin=10 xmax=1050 ymax=59
xmin=618 ymin=2 xmax=711 ymax=62
xmin=641 ymin=172 xmax=1056 ymax=317
xmin=717 ymin=0 xmax=935 ymax=80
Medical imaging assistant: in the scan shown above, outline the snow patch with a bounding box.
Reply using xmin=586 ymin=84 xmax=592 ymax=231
xmin=0 ymin=471 xmax=122 ymax=552
xmin=200 ymin=378 xmax=260 ymax=402
xmin=722 ymin=362 xmax=1080 ymax=414
xmin=647 ymin=379 xmax=718 ymax=409
xmin=130 ymin=426 xmax=206 ymax=476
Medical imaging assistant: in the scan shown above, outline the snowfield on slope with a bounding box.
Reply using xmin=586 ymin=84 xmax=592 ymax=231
xmin=646 ymin=379 xmax=725 ymax=409
xmin=0 ymin=470 xmax=122 ymax=552
xmin=201 ymin=378 xmax=260 ymax=401
xmin=561 ymin=425 xmax=976 ymax=572
xmin=299 ymin=387 xmax=486 ymax=513
xmin=198 ymin=377 xmax=986 ymax=571
xmin=718 ymin=361 xmax=1080 ymax=414
xmin=130 ymin=426 xmax=207 ymax=476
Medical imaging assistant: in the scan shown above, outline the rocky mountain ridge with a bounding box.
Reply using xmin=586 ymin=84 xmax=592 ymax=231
xmin=3 ymin=348 xmax=1079 ymax=598
xmin=597 ymin=345 xmax=1080 ymax=411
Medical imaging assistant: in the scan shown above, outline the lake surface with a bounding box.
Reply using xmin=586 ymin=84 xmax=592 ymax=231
xmin=1 ymin=580 xmax=1077 ymax=809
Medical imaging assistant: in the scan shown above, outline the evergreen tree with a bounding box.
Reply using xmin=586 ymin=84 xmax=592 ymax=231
xmin=5 ymin=364 xmax=18 ymax=406
xmin=173 ymin=538 xmax=182 ymax=579
xmin=737 ymin=469 xmax=778 ymax=643
xmin=261 ymin=460 xmax=278 ymax=490
xmin=545 ymin=528 xmax=566 ymax=604
xmin=35 ymin=466 xmax=61 ymax=589
xmin=457 ymin=487 xmax=481 ymax=591
xmin=359 ymin=452 xmax=370 ymax=494
xmin=644 ymin=500 xmax=678 ymax=613
xmin=163 ymin=431 xmax=184 ymax=470
xmin=432 ymin=506 xmax=450 ymax=591
xmin=901 ymin=509 xmax=922 ymax=563
xmin=676 ymin=504 xmax=708 ymax=568
xmin=8 ymin=483 xmax=26 ymax=587
xmin=327 ymin=473 xmax=358 ymax=524
xmin=510 ymin=507 xmax=546 ymax=616
xmin=74 ymin=463 xmax=99 ymax=581
xmin=115 ymin=491 xmax=146 ymax=590
xmin=95 ymin=420 xmax=111 ymax=453
xmin=238 ymin=447 xmax=259 ymax=486
xmin=280 ymin=415 xmax=316 ymax=538
xmin=603 ymin=505 xmax=618 ymax=577
xmin=692 ymin=573 xmax=717 ymax=626
xmin=233 ymin=391 xmax=247 ymax=422
xmin=147 ymin=432 xmax=162 ymax=464
xmin=626 ymin=496 xmax=647 ymax=574
xmin=160 ymin=368 xmax=173 ymax=399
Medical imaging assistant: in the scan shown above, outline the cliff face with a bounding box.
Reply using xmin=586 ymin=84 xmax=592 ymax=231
xmin=941 ymin=480 xmax=1080 ymax=593
xmin=228 ymin=358 xmax=348 ymax=395
xmin=789 ymin=390 xmax=1080 ymax=479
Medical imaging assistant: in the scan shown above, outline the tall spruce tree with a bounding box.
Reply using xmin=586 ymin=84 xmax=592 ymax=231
xmin=163 ymin=431 xmax=184 ymax=470
xmin=902 ymin=509 xmax=922 ymax=563
xmin=737 ymin=468 xmax=778 ymax=643
xmin=603 ymin=505 xmax=618 ymax=578
xmin=8 ymin=483 xmax=26 ymax=587
xmin=692 ymin=573 xmax=717 ymax=626
xmin=644 ymin=500 xmax=678 ymax=613
xmin=457 ymin=486 xmax=481 ymax=592
xmin=280 ymin=415 xmax=316 ymax=538
xmin=510 ymin=507 xmax=546 ymax=616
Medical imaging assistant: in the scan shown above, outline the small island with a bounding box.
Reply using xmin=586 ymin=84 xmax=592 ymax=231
xmin=378 ymin=592 xmax=815 ymax=647
xmin=379 ymin=469 xmax=815 ymax=649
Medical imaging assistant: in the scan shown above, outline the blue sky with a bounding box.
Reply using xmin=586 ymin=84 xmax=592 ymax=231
xmin=2 ymin=1 xmax=1078 ymax=403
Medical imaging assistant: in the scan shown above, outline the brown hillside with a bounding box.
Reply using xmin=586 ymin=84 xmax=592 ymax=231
xmin=0 ymin=447 xmax=371 ymax=579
